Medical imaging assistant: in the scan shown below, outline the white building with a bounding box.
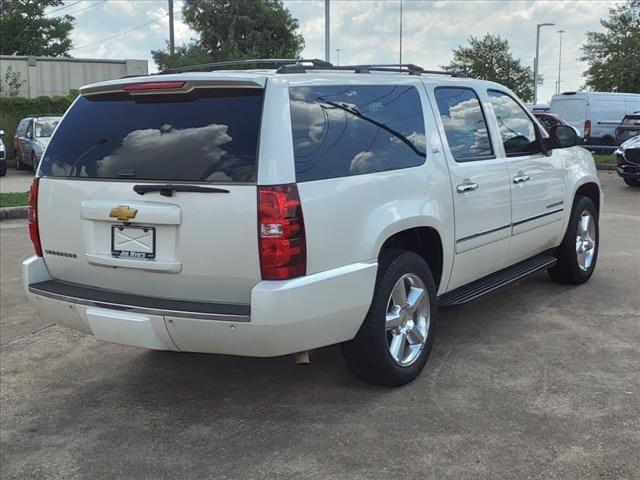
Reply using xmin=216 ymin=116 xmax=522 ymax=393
xmin=0 ymin=55 xmax=148 ymax=98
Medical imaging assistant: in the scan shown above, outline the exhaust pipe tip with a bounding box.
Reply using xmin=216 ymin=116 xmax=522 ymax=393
xmin=293 ymin=351 xmax=311 ymax=365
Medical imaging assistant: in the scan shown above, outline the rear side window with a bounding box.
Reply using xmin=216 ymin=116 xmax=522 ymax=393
xmin=289 ymin=85 xmax=426 ymax=182
xmin=488 ymin=90 xmax=542 ymax=156
xmin=40 ymin=88 xmax=263 ymax=183
xmin=434 ymin=87 xmax=493 ymax=161
xmin=622 ymin=115 xmax=640 ymax=125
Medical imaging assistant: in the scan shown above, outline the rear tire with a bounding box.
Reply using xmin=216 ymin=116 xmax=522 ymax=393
xmin=548 ymin=196 xmax=599 ymax=284
xmin=342 ymin=250 xmax=437 ymax=387
xmin=0 ymin=162 xmax=6 ymax=176
xmin=624 ymin=178 xmax=640 ymax=187
xmin=15 ymin=153 xmax=24 ymax=170
xmin=31 ymin=152 xmax=37 ymax=172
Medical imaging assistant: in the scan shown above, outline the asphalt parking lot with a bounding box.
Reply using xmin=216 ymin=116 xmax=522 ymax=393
xmin=0 ymin=168 xmax=34 ymax=194
xmin=1 ymin=172 xmax=638 ymax=479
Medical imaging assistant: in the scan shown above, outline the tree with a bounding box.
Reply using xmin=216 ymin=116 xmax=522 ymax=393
xmin=152 ymin=0 xmax=304 ymax=71
xmin=443 ymin=34 xmax=534 ymax=102
xmin=0 ymin=65 xmax=26 ymax=96
xmin=0 ymin=0 xmax=74 ymax=56
xmin=581 ymin=0 xmax=640 ymax=93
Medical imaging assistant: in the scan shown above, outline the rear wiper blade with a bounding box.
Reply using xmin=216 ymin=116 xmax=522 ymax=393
xmin=133 ymin=184 xmax=230 ymax=197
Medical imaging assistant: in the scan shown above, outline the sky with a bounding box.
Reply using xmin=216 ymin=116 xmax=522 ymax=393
xmin=49 ymin=0 xmax=623 ymax=105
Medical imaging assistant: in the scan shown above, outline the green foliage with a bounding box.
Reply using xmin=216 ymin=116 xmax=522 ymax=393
xmin=0 ymin=94 xmax=75 ymax=158
xmin=581 ymin=0 xmax=640 ymax=93
xmin=0 ymin=0 xmax=74 ymax=56
xmin=0 ymin=192 xmax=29 ymax=207
xmin=152 ymin=0 xmax=305 ymax=71
xmin=0 ymin=65 xmax=26 ymax=96
xmin=443 ymin=34 xmax=534 ymax=102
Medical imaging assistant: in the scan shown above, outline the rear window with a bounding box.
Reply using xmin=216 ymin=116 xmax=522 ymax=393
xmin=289 ymin=85 xmax=426 ymax=182
xmin=40 ymin=88 xmax=263 ymax=183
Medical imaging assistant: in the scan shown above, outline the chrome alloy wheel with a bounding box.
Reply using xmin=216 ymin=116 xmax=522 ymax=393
xmin=385 ymin=273 xmax=430 ymax=367
xmin=575 ymin=210 xmax=596 ymax=272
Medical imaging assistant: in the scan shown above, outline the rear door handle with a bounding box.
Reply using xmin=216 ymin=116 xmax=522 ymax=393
xmin=456 ymin=182 xmax=479 ymax=193
xmin=513 ymin=175 xmax=530 ymax=184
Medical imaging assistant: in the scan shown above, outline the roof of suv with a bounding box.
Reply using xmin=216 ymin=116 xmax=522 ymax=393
xmin=79 ymin=59 xmax=507 ymax=94
xmin=81 ymin=69 xmax=506 ymax=96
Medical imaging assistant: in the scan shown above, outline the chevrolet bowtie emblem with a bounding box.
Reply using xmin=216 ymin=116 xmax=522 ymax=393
xmin=109 ymin=206 xmax=138 ymax=222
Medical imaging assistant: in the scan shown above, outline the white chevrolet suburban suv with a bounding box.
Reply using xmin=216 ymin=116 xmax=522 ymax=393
xmin=23 ymin=60 xmax=601 ymax=386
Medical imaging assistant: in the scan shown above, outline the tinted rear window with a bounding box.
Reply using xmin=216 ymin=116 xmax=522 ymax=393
xmin=40 ymin=88 xmax=263 ymax=183
xmin=289 ymin=85 xmax=426 ymax=182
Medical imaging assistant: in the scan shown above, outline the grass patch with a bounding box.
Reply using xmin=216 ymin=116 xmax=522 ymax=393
xmin=0 ymin=192 xmax=29 ymax=208
xmin=592 ymin=153 xmax=617 ymax=164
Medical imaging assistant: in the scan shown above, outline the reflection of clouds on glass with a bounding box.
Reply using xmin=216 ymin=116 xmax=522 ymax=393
xmin=438 ymin=94 xmax=492 ymax=159
xmin=96 ymin=124 xmax=232 ymax=180
xmin=490 ymin=94 xmax=534 ymax=139
xmin=291 ymin=100 xmax=328 ymax=148
xmin=408 ymin=131 xmax=426 ymax=150
xmin=350 ymin=150 xmax=383 ymax=174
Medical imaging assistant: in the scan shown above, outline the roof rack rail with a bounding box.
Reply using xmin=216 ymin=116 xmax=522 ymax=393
xmin=275 ymin=62 xmax=465 ymax=77
xmin=160 ymin=58 xmax=332 ymax=75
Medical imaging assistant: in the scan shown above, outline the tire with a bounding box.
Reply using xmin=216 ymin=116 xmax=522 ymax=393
xmin=31 ymin=152 xmax=37 ymax=172
xmin=548 ymin=196 xmax=599 ymax=284
xmin=341 ymin=250 xmax=437 ymax=387
xmin=624 ymin=178 xmax=640 ymax=187
xmin=0 ymin=162 xmax=6 ymax=177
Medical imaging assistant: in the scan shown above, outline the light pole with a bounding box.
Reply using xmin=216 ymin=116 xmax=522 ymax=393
xmin=168 ymin=0 xmax=175 ymax=56
xmin=336 ymin=48 xmax=341 ymax=66
xmin=325 ymin=0 xmax=330 ymax=62
xmin=399 ymin=0 xmax=403 ymax=67
xmin=556 ymin=30 xmax=565 ymax=95
xmin=533 ymin=22 xmax=554 ymax=105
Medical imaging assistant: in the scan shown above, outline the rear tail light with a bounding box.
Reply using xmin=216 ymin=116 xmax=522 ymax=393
xmin=28 ymin=178 xmax=42 ymax=256
xmin=584 ymin=120 xmax=591 ymax=140
xmin=258 ymin=184 xmax=306 ymax=280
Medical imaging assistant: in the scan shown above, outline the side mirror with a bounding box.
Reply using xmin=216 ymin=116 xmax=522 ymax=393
xmin=549 ymin=124 xmax=578 ymax=149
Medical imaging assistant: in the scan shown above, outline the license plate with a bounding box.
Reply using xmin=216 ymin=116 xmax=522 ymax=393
xmin=111 ymin=226 xmax=156 ymax=259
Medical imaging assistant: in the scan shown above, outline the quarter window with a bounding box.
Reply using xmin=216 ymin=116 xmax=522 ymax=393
xmin=289 ymin=85 xmax=427 ymax=182
xmin=434 ymin=87 xmax=493 ymax=161
xmin=488 ymin=90 xmax=542 ymax=156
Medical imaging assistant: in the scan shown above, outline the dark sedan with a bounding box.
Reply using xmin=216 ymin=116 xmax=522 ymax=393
xmin=615 ymin=113 xmax=640 ymax=145
xmin=616 ymin=135 xmax=640 ymax=187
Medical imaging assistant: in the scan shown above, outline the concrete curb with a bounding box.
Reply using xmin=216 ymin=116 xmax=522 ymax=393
xmin=596 ymin=163 xmax=617 ymax=171
xmin=0 ymin=206 xmax=28 ymax=221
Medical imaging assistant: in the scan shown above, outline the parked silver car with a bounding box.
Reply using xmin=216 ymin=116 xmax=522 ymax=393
xmin=14 ymin=116 xmax=61 ymax=171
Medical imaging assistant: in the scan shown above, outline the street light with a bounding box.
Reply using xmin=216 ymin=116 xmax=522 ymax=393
xmin=533 ymin=22 xmax=555 ymax=105
xmin=336 ymin=48 xmax=341 ymax=66
xmin=556 ymin=30 xmax=566 ymax=95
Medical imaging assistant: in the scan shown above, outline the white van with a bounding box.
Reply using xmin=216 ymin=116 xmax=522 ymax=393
xmin=550 ymin=92 xmax=640 ymax=149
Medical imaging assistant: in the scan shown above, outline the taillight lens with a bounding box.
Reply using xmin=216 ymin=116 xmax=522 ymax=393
xmin=584 ymin=120 xmax=591 ymax=140
xmin=28 ymin=178 xmax=42 ymax=256
xmin=258 ymin=184 xmax=306 ymax=280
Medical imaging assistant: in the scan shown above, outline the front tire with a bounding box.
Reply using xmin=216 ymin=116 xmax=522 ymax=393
xmin=342 ymin=250 xmax=437 ymax=387
xmin=548 ymin=196 xmax=599 ymax=284
xmin=15 ymin=152 xmax=24 ymax=170
xmin=624 ymin=178 xmax=640 ymax=187
xmin=31 ymin=152 xmax=37 ymax=172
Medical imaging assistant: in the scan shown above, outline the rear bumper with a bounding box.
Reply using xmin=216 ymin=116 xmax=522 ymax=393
xmin=23 ymin=256 xmax=376 ymax=357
